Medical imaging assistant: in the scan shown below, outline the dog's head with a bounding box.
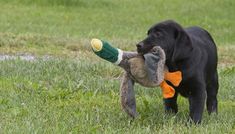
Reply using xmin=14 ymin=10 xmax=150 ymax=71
xmin=137 ymin=20 xmax=193 ymax=62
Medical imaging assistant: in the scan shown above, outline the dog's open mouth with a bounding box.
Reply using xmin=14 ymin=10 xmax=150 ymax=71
xmin=137 ymin=49 xmax=143 ymax=55
xmin=136 ymin=47 xmax=148 ymax=55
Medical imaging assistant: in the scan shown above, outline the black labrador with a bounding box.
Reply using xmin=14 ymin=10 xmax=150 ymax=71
xmin=136 ymin=20 xmax=218 ymax=123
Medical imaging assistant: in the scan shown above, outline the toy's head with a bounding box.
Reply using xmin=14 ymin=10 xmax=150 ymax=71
xmin=91 ymin=38 xmax=123 ymax=64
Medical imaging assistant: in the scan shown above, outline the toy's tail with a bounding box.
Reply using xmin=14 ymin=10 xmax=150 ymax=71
xmin=91 ymin=38 xmax=123 ymax=65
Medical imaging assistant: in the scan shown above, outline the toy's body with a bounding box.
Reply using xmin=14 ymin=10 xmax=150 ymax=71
xmin=91 ymin=39 xmax=166 ymax=86
xmin=91 ymin=39 xmax=182 ymax=117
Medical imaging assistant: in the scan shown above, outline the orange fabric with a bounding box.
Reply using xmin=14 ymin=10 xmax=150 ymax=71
xmin=164 ymin=71 xmax=182 ymax=86
xmin=160 ymin=71 xmax=182 ymax=98
xmin=160 ymin=81 xmax=175 ymax=98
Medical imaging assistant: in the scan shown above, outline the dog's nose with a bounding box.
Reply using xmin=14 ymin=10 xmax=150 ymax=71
xmin=136 ymin=43 xmax=142 ymax=49
xmin=136 ymin=43 xmax=143 ymax=53
xmin=136 ymin=44 xmax=141 ymax=49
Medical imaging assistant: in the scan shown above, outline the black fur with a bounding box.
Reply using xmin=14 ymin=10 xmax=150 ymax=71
xmin=137 ymin=20 xmax=219 ymax=123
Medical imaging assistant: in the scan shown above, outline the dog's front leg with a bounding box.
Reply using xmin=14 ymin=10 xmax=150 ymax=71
xmin=164 ymin=93 xmax=178 ymax=114
xmin=120 ymin=72 xmax=137 ymax=118
xmin=188 ymin=84 xmax=206 ymax=124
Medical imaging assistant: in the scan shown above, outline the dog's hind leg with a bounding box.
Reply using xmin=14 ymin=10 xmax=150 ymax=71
xmin=206 ymin=71 xmax=219 ymax=114
xmin=188 ymin=83 xmax=206 ymax=124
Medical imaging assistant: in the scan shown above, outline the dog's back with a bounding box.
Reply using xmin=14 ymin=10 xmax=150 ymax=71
xmin=185 ymin=26 xmax=218 ymax=77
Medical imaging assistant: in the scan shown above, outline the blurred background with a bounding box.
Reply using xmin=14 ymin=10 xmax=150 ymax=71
xmin=0 ymin=0 xmax=234 ymax=49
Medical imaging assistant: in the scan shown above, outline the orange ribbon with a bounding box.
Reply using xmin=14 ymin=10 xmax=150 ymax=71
xmin=160 ymin=71 xmax=182 ymax=98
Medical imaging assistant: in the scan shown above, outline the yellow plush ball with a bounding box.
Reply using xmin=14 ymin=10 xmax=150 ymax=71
xmin=91 ymin=38 xmax=103 ymax=52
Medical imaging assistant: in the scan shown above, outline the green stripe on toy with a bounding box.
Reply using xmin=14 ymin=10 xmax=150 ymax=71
xmin=91 ymin=38 xmax=123 ymax=64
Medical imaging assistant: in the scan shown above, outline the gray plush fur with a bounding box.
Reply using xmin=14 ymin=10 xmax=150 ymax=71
xmin=144 ymin=46 xmax=166 ymax=86
xmin=118 ymin=46 xmax=166 ymax=117
xmin=120 ymin=72 xmax=137 ymax=118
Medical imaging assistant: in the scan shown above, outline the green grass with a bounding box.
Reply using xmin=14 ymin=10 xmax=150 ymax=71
xmin=0 ymin=0 xmax=235 ymax=45
xmin=0 ymin=0 xmax=235 ymax=133
xmin=0 ymin=58 xmax=235 ymax=133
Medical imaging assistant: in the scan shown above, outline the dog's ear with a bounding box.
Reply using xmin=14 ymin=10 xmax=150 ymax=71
xmin=170 ymin=22 xmax=193 ymax=62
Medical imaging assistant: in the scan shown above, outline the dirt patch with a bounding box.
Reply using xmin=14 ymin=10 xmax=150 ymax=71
xmin=0 ymin=54 xmax=52 ymax=61
xmin=218 ymin=45 xmax=235 ymax=68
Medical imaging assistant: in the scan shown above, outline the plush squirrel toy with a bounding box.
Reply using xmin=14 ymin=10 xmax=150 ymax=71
xmin=91 ymin=39 xmax=182 ymax=118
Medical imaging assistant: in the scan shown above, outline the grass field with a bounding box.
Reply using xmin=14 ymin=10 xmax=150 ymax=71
xmin=0 ymin=0 xmax=234 ymax=133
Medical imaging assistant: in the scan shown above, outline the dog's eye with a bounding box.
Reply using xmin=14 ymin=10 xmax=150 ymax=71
xmin=154 ymin=32 xmax=162 ymax=37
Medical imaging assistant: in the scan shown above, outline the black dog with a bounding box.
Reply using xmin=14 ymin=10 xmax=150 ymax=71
xmin=137 ymin=20 xmax=218 ymax=123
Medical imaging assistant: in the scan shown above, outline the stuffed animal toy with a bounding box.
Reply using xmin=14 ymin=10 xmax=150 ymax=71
xmin=91 ymin=38 xmax=182 ymax=118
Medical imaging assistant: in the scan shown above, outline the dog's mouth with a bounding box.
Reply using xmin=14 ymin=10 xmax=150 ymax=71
xmin=137 ymin=48 xmax=143 ymax=54
xmin=136 ymin=46 xmax=149 ymax=55
xmin=136 ymin=41 xmax=159 ymax=55
xmin=137 ymin=46 xmax=155 ymax=55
